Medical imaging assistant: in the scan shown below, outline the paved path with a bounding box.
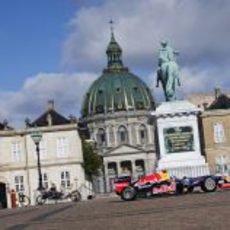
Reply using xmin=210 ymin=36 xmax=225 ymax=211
xmin=0 ymin=190 xmax=230 ymax=230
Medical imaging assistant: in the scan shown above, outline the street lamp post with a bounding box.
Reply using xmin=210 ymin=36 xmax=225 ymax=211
xmin=31 ymin=130 xmax=43 ymax=191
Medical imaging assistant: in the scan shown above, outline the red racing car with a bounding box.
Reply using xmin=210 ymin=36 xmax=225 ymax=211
xmin=114 ymin=172 xmax=223 ymax=201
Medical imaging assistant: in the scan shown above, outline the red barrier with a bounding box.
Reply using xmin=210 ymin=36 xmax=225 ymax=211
xmin=11 ymin=189 xmax=17 ymax=208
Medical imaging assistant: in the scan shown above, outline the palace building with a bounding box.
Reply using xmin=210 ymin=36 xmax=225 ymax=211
xmin=0 ymin=101 xmax=86 ymax=208
xmin=200 ymin=92 xmax=230 ymax=175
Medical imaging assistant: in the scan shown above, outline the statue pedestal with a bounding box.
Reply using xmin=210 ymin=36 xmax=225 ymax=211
xmin=151 ymin=100 xmax=209 ymax=177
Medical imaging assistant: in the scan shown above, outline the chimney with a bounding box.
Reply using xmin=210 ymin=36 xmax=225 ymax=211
xmin=47 ymin=113 xmax=52 ymax=126
xmin=25 ymin=118 xmax=31 ymax=128
xmin=214 ymin=87 xmax=221 ymax=99
xmin=3 ymin=119 xmax=8 ymax=130
xmin=203 ymin=102 xmax=208 ymax=110
xmin=47 ymin=100 xmax=54 ymax=111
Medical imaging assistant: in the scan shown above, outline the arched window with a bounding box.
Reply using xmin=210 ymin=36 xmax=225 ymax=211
xmin=118 ymin=126 xmax=129 ymax=144
xmin=97 ymin=128 xmax=106 ymax=146
xmin=139 ymin=124 xmax=148 ymax=145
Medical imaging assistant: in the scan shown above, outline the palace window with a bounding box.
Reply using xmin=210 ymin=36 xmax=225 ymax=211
xmin=56 ymin=137 xmax=69 ymax=158
xmin=216 ymin=155 xmax=229 ymax=174
xmin=61 ymin=171 xmax=70 ymax=189
xmin=11 ymin=142 xmax=21 ymax=162
xmin=14 ymin=175 xmax=24 ymax=192
xmin=213 ymin=122 xmax=225 ymax=143
xmin=39 ymin=140 xmax=47 ymax=160
xmin=42 ymin=173 xmax=49 ymax=189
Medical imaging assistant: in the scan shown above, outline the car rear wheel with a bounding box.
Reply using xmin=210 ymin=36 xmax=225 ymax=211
xmin=121 ymin=186 xmax=137 ymax=201
xmin=176 ymin=183 xmax=184 ymax=195
xmin=187 ymin=186 xmax=194 ymax=193
xmin=201 ymin=177 xmax=217 ymax=192
xmin=36 ymin=195 xmax=46 ymax=205
xmin=70 ymin=190 xmax=81 ymax=202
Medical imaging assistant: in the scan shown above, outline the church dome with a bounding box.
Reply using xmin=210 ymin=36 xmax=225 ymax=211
xmin=81 ymin=31 xmax=155 ymax=117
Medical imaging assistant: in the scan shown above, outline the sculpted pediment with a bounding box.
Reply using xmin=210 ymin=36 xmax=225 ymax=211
xmin=104 ymin=144 xmax=142 ymax=156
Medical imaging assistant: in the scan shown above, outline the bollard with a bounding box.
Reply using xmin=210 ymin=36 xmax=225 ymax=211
xmin=11 ymin=189 xmax=17 ymax=208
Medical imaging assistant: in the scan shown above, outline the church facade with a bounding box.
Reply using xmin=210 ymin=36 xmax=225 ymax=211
xmin=81 ymin=31 xmax=157 ymax=192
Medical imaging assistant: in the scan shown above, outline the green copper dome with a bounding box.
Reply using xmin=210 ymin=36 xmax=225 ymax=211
xmin=81 ymin=32 xmax=155 ymax=117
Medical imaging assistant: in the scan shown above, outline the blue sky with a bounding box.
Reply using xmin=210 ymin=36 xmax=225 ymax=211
xmin=0 ymin=0 xmax=77 ymax=90
xmin=0 ymin=0 xmax=230 ymax=127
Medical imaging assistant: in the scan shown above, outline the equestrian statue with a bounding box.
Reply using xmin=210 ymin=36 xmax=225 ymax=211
xmin=156 ymin=40 xmax=180 ymax=101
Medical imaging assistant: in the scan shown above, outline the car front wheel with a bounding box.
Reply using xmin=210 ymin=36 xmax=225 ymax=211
xmin=201 ymin=177 xmax=217 ymax=192
xmin=121 ymin=186 xmax=137 ymax=201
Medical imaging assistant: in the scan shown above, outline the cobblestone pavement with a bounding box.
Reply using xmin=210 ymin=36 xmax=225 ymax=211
xmin=0 ymin=190 xmax=230 ymax=230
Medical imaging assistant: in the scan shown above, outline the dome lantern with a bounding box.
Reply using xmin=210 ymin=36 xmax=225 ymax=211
xmin=104 ymin=21 xmax=128 ymax=73
xmin=81 ymin=25 xmax=155 ymax=117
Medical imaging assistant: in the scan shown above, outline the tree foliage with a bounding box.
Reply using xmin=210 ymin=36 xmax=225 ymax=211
xmin=82 ymin=140 xmax=102 ymax=180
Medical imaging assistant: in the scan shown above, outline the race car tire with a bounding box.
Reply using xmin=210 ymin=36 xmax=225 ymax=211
xmin=176 ymin=183 xmax=184 ymax=195
xmin=201 ymin=177 xmax=217 ymax=192
xmin=36 ymin=195 xmax=46 ymax=205
xmin=121 ymin=186 xmax=137 ymax=201
xmin=187 ymin=186 xmax=194 ymax=193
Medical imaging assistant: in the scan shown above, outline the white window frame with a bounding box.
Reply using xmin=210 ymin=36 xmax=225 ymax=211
xmin=14 ymin=175 xmax=24 ymax=192
xmin=216 ymin=155 xmax=228 ymax=174
xmin=42 ymin=173 xmax=49 ymax=189
xmin=213 ymin=122 xmax=225 ymax=143
xmin=56 ymin=137 xmax=69 ymax=158
xmin=39 ymin=140 xmax=47 ymax=160
xmin=11 ymin=142 xmax=21 ymax=162
xmin=60 ymin=171 xmax=70 ymax=189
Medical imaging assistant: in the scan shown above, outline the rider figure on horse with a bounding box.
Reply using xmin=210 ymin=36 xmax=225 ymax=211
xmin=156 ymin=40 xmax=180 ymax=101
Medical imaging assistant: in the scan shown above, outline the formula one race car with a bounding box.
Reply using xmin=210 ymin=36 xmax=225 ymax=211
xmin=114 ymin=172 xmax=223 ymax=201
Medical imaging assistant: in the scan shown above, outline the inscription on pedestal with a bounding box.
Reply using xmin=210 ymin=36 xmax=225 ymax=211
xmin=163 ymin=126 xmax=194 ymax=153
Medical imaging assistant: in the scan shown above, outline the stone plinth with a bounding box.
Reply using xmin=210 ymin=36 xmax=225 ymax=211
xmin=151 ymin=100 xmax=209 ymax=177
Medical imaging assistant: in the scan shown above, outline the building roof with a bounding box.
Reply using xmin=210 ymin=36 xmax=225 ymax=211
xmin=208 ymin=94 xmax=230 ymax=110
xmin=0 ymin=120 xmax=13 ymax=130
xmin=28 ymin=100 xmax=74 ymax=127
xmin=81 ymin=31 xmax=155 ymax=117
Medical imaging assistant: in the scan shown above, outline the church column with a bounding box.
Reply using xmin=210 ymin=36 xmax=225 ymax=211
xmin=103 ymin=161 xmax=109 ymax=193
xmin=128 ymin=124 xmax=133 ymax=145
xmin=105 ymin=125 xmax=111 ymax=147
xmin=117 ymin=161 xmax=122 ymax=176
xmin=131 ymin=159 xmax=136 ymax=179
xmin=135 ymin=124 xmax=140 ymax=145
xmin=147 ymin=124 xmax=154 ymax=144
xmin=114 ymin=125 xmax=118 ymax=146
xmin=145 ymin=158 xmax=150 ymax=175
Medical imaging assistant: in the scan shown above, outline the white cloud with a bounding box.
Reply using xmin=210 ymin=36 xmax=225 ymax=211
xmin=2 ymin=0 xmax=230 ymax=127
xmin=0 ymin=72 xmax=97 ymax=128
xmin=63 ymin=0 xmax=230 ymax=94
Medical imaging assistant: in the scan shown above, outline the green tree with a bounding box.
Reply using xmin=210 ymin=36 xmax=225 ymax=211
xmin=82 ymin=140 xmax=102 ymax=181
